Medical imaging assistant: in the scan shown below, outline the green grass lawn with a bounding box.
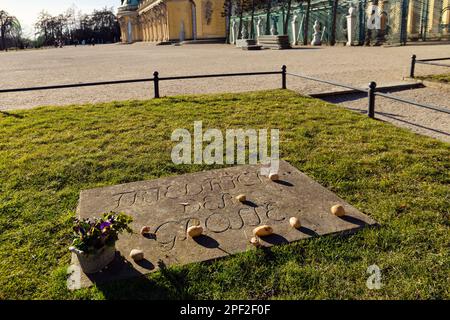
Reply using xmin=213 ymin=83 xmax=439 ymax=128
xmin=0 ymin=90 xmax=449 ymax=300
xmin=417 ymin=73 xmax=450 ymax=84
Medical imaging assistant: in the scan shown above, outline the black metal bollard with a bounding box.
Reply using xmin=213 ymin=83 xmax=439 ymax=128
xmin=153 ymin=71 xmax=160 ymax=98
xmin=282 ymin=65 xmax=287 ymax=89
xmin=410 ymin=54 xmax=416 ymax=78
xmin=368 ymin=82 xmax=376 ymax=119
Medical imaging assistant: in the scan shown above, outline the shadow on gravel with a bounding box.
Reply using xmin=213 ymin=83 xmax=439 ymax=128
xmin=317 ymin=88 xmax=449 ymax=138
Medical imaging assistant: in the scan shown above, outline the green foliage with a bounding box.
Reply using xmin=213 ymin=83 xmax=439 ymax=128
xmin=0 ymin=10 xmax=22 ymax=51
xmin=0 ymin=90 xmax=448 ymax=300
xmin=71 ymin=212 xmax=133 ymax=254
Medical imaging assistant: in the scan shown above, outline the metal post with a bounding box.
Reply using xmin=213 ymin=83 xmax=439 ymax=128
xmin=153 ymin=71 xmax=160 ymax=98
xmin=368 ymin=81 xmax=376 ymax=118
xmin=282 ymin=65 xmax=287 ymax=89
xmin=410 ymin=54 xmax=416 ymax=78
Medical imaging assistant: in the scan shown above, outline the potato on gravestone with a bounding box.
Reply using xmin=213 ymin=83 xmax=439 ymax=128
xmin=140 ymin=226 xmax=151 ymax=236
xmin=187 ymin=225 xmax=203 ymax=238
xmin=130 ymin=249 xmax=144 ymax=261
xmin=331 ymin=204 xmax=346 ymax=217
xmin=269 ymin=173 xmax=279 ymax=181
xmin=289 ymin=217 xmax=301 ymax=229
xmin=236 ymin=194 xmax=246 ymax=202
xmin=253 ymin=225 xmax=273 ymax=237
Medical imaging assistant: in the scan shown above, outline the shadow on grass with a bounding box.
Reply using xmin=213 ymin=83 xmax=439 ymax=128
xmin=262 ymin=233 xmax=289 ymax=245
xmin=84 ymin=253 xmax=192 ymax=300
xmin=0 ymin=111 xmax=24 ymax=118
xmin=298 ymin=226 xmax=319 ymax=237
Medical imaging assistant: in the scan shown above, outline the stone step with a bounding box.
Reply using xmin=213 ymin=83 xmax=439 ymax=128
xmin=257 ymin=35 xmax=292 ymax=50
xmin=259 ymin=43 xmax=292 ymax=49
xmin=236 ymin=39 xmax=257 ymax=48
xmin=156 ymin=41 xmax=174 ymax=46
xmin=242 ymin=45 xmax=263 ymax=51
xmin=180 ymin=37 xmax=226 ymax=45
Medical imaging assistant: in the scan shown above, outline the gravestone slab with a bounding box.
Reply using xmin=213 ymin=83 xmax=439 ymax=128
xmin=67 ymin=160 xmax=377 ymax=290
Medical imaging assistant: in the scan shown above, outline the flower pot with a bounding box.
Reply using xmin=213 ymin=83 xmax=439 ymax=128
xmin=71 ymin=244 xmax=116 ymax=274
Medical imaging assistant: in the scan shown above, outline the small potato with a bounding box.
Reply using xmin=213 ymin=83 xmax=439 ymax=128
xmin=140 ymin=226 xmax=151 ymax=236
xmin=187 ymin=225 xmax=203 ymax=238
xmin=236 ymin=194 xmax=246 ymax=202
xmin=250 ymin=237 xmax=262 ymax=247
xmin=331 ymin=204 xmax=346 ymax=217
xmin=269 ymin=173 xmax=279 ymax=181
xmin=253 ymin=225 xmax=273 ymax=237
xmin=289 ymin=217 xmax=301 ymax=229
xmin=130 ymin=249 xmax=144 ymax=261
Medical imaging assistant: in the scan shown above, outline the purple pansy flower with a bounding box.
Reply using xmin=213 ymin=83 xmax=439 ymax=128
xmin=99 ymin=221 xmax=111 ymax=232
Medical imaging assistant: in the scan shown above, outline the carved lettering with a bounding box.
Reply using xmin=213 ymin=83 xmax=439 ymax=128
xmin=205 ymin=213 xmax=231 ymax=233
xmin=237 ymin=171 xmax=263 ymax=186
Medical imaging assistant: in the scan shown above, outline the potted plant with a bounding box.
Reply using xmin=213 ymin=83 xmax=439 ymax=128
xmin=69 ymin=212 xmax=133 ymax=274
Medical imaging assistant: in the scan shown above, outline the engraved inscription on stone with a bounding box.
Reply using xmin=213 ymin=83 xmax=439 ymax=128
xmin=69 ymin=160 xmax=377 ymax=289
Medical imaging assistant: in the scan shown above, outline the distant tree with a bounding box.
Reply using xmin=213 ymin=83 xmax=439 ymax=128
xmin=283 ymin=0 xmax=292 ymax=35
xmin=0 ymin=10 xmax=21 ymax=51
xmin=34 ymin=11 xmax=53 ymax=45
xmin=236 ymin=0 xmax=255 ymax=39
xmin=249 ymin=0 xmax=266 ymax=38
xmin=34 ymin=6 xmax=119 ymax=46
xmin=264 ymin=0 xmax=272 ymax=34
xmin=90 ymin=8 xmax=120 ymax=43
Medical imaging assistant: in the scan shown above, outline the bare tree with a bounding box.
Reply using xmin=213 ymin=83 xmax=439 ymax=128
xmin=34 ymin=7 xmax=119 ymax=46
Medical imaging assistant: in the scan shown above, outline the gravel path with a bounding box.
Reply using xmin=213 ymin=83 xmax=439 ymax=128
xmin=322 ymin=86 xmax=450 ymax=143
xmin=0 ymin=43 xmax=449 ymax=141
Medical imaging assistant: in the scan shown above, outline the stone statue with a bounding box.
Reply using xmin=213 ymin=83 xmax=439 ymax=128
xmin=241 ymin=24 xmax=248 ymax=39
xmin=311 ymin=20 xmax=321 ymax=45
xmin=365 ymin=0 xmax=383 ymax=46
xmin=256 ymin=17 xmax=262 ymax=37
xmin=346 ymin=5 xmax=356 ymax=46
xmin=291 ymin=15 xmax=298 ymax=45
xmin=204 ymin=0 xmax=213 ymax=25
xmin=231 ymin=20 xmax=237 ymax=44
xmin=270 ymin=16 xmax=278 ymax=35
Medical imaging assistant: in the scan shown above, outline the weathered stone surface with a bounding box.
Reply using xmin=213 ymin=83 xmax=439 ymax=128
xmin=67 ymin=160 xmax=377 ymax=290
xmin=257 ymin=35 xmax=292 ymax=49
xmin=236 ymin=39 xmax=257 ymax=48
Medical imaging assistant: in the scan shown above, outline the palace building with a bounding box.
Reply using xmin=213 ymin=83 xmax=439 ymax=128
xmin=227 ymin=0 xmax=450 ymax=46
xmin=117 ymin=0 xmax=449 ymax=45
xmin=117 ymin=0 xmax=226 ymax=43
